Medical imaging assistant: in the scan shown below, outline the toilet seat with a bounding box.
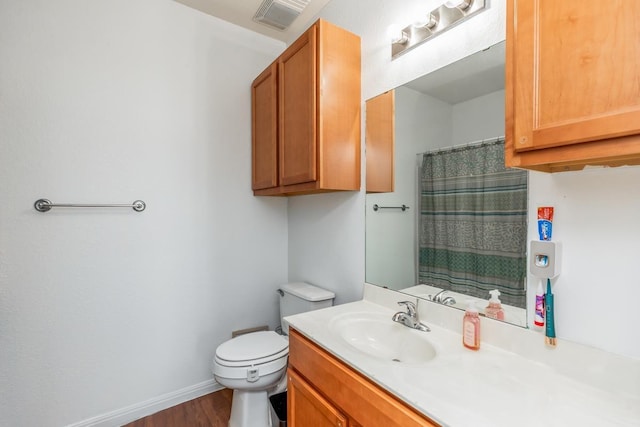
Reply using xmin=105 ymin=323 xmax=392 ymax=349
xmin=216 ymin=331 xmax=288 ymax=365
xmin=214 ymin=331 xmax=288 ymax=381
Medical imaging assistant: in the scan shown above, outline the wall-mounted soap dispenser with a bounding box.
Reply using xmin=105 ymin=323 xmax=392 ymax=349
xmin=529 ymin=240 xmax=561 ymax=279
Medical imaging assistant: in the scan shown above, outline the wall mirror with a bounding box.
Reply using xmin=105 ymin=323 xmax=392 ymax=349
xmin=365 ymin=41 xmax=529 ymax=327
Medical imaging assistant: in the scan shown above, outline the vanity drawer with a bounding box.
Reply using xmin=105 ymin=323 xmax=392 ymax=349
xmin=288 ymin=328 xmax=438 ymax=427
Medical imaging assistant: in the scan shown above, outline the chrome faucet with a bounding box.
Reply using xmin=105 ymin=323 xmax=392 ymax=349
xmin=392 ymin=301 xmax=430 ymax=332
xmin=430 ymin=289 xmax=456 ymax=306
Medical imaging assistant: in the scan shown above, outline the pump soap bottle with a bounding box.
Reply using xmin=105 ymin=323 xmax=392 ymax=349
xmin=462 ymin=301 xmax=481 ymax=350
xmin=485 ymin=290 xmax=505 ymax=321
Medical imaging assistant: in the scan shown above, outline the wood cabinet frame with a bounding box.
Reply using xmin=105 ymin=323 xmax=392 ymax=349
xmin=505 ymin=0 xmax=640 ymax=172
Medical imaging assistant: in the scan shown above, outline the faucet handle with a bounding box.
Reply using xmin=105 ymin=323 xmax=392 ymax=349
xmin=397 ymin=301 xmax=417 ymax=317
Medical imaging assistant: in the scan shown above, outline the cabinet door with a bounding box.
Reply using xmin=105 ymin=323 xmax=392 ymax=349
xmin=506 ymin=0 xmax=640 ymax=170
xmin=365 ymin=90 xmax=395 ymax=193
xmin=287 ymin=368 xmax=347 ymax=427
xmin=252 ymin=63 xmax=278 ymax=190
xmin=279 ymin=24 xmax=317 ymax=186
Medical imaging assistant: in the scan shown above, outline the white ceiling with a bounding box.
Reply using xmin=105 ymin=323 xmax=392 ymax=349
xmin=404 ymin=41 xmax=505 ymax=105
xmin=174 ymin=1 xmax=504 ymax=105
xmin=174 ymin=0 xmax=333 ymax=42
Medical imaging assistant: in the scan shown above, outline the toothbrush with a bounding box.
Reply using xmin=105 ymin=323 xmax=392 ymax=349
xmin=544 ymin=278 xmax=557 ymax=347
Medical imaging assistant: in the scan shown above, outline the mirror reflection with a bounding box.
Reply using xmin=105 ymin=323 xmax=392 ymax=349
xmin=365 ymin=42 xmax=529 ymax=327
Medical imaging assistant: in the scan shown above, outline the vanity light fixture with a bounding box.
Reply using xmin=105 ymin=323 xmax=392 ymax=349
xmin=391 ymin=0 xmax=486 ymax=59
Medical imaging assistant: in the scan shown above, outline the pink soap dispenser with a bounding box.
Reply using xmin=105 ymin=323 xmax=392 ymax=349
xmin=485 ymin=289 xmax=505 ymax=321
xmin=462 ymin=301 xmax=481 ymax=351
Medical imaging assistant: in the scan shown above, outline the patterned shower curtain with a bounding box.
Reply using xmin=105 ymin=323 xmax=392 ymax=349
xmin=418 ymin=139 xmax=528 ymax=308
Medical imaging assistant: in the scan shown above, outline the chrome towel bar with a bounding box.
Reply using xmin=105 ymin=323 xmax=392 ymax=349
xmin=373 ymin=204 xmax=410 ymax=212
xmin=34 ymin=199 xmax=146 ymax=213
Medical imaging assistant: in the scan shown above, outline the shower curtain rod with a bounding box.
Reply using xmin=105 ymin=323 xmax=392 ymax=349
xmin=416 ymin=135 xmax=505 ymax=157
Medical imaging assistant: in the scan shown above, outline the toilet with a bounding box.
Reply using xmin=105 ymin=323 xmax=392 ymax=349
xmin=212 ymin=282 xmax=335 ymax=427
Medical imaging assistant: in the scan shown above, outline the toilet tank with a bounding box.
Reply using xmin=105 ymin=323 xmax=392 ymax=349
xmin=279 ymin=282 xmax=335 ymax=335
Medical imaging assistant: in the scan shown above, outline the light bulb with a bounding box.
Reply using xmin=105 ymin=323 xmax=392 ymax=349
xmin=414 ymin=13 xmax=438 ymax=30
xmin=392 ymin=30 xmax=410 ymax=45
xmin=444 ymin=0 xmax=472 ymax=10
xmin=386 ymin=23 xmax=402 ymax=42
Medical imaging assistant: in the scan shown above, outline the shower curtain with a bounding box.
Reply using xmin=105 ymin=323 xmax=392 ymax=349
xmin=418 ymin=139 xmax=528 ymax=308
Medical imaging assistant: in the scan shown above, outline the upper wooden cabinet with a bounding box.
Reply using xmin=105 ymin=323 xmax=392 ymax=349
xmin=505 ymin=1 xmax=640 ymax=172
xmin=365 ymin=90 xmax=395 ymax=193
xmin=252 ymin=19 xmax=361 ymax=195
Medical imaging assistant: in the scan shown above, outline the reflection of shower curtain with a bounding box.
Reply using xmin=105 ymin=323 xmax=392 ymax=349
xmin=418 ymin=139 xmax=528 ymax=308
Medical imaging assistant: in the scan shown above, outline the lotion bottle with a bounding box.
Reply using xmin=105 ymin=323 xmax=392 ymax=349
xmin=462 ymin=301 xmax=480 ymax=350
xmin=485 ymin=289 xmax=505 ymax=321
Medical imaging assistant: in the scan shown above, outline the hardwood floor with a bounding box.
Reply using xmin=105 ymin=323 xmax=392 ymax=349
xmin=123 ymin=389 xmax=233 ymax=427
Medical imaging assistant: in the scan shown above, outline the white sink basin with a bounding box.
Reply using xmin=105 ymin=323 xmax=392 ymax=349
xmin=328 ymin=312 xmax=437 ymax=364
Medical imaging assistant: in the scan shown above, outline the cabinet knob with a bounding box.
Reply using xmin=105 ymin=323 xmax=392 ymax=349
xmin=519 ymin=136 xmax=528 ymax=144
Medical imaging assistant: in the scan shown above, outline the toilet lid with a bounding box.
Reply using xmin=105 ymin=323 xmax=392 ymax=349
xmin=216 ymin=331 xmax=288 ymax=365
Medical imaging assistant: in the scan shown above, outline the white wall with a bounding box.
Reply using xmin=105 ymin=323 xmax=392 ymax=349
xmin=0 ymin=1 xmax=287 ymax=426
xmin=293 ymin=0 xmax=640 ymax=359
xmin=526 ymin=168 xmax=640 ymax=358
xmin=451 ymin=90 xmax=505 ymax=145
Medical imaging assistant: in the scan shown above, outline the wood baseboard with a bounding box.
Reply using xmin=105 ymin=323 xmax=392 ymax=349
xmin=66 ymin=379 xmax=224 ymax=427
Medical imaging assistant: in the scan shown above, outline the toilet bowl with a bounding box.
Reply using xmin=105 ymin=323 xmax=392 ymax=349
xmin=212 ymin=282 xmax=335 ymax=427
xmin=214 ymin=331 xmax=288 ymax=427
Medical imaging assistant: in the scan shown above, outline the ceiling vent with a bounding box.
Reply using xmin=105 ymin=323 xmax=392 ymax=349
xmin=253 ymin=0 xmax=311 ymax=31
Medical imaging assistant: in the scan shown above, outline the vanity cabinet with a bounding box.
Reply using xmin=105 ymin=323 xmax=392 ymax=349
xmin=287 ymin=329 xmax=438 ymax=427
xmin=505 ymin=1 xmax=640 ymax=172
xmin=251 ymin=19 xmax=361 ymax=196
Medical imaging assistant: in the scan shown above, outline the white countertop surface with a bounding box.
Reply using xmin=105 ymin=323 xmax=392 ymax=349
xmin=285 ymin=299 xmax=640 ymax=427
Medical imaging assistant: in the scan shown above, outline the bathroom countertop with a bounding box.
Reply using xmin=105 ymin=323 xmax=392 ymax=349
xmin=285 ymin=299 xmax=640 ymax=427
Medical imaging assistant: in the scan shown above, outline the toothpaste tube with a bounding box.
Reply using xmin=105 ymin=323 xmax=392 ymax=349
xmin=537 ymin=206 xmax=554 ymax=241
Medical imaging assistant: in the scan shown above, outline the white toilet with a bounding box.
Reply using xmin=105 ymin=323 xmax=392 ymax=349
xmin=212 ymin=282 xmax=335 ymax=427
